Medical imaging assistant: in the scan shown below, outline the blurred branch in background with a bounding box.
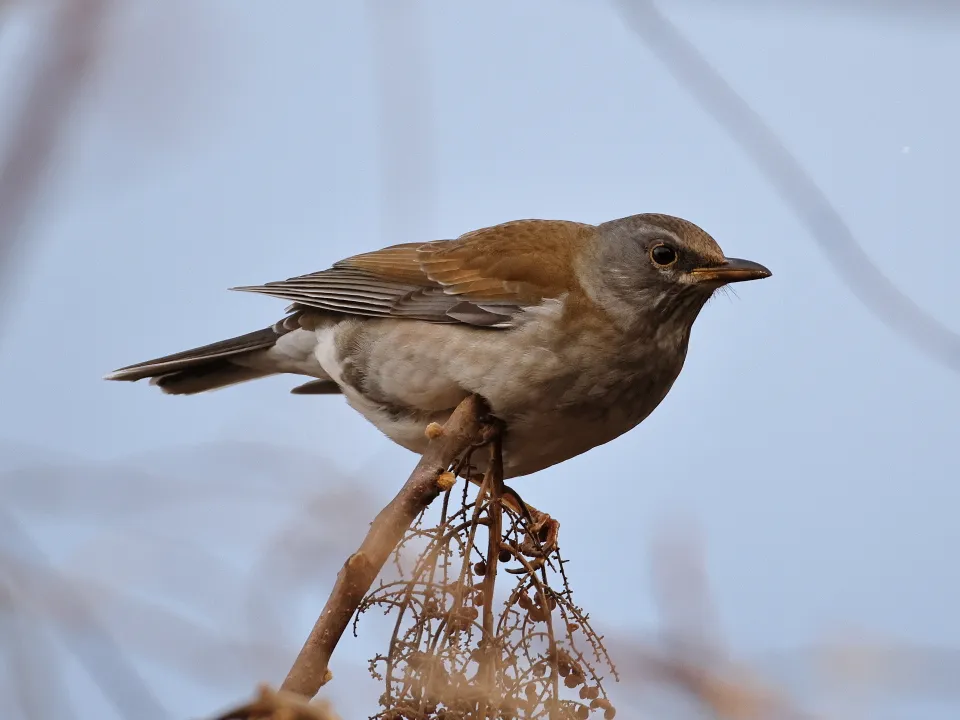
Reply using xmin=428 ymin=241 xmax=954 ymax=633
xmin=609 ymin=528 xmax=960 ymax=719
xmin=0 ymin=507 xmax=167 ymax=720
xmin=1 ymin=442 xmax=389 ymax=718
xmin=614 ymin=0 xmax=960 ymax=374
xmin=0 ymin=0 xmax=108 ymax=324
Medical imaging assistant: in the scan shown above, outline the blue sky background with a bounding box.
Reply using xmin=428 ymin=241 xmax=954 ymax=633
xmin=1 ymin=1 xmax=958 ymax=718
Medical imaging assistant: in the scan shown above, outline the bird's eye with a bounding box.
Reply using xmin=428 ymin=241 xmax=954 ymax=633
xmin=650 ymin=244 xmax=678 ymax=267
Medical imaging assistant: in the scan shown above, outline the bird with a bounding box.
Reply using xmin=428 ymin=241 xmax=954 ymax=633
xmin=105 ymin=213 xmax=770 ymax=479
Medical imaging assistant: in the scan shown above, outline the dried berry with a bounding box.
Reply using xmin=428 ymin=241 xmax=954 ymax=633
xmin=499 ymin=547 xmax=512 ymax=562
xmin=527 ymin=606 xmax=547 ymax=622
xmin=473 ymin=560 xmax=487 ymax=576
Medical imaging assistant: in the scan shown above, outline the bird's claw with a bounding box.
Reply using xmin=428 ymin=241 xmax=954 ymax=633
xmin=470 ymin=414 xmax=505 ymax=450
xmin=519 ymin=510 xmax=560 ymax=558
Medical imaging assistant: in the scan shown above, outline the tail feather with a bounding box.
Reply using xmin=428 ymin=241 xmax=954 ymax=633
xmin=105 ymin=327 xmax=281 ymax=395
xmin=105 ymin=327 xmax=280 ymax=382
xmin=153 ymin=363 xmax=276 ymax=395
xmin=106 ymin=320 xmax=343 ymax=396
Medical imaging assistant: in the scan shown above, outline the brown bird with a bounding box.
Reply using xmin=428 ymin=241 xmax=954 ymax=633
xmin=105 ymin=214 xmax=770 ymax=478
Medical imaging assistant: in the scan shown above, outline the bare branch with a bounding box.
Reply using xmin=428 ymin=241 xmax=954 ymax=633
xmin=279 ymin=394 xmax=488 ymax=699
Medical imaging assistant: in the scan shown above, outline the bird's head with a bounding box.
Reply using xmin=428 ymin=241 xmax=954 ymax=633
xmin=578 ymin=213 xmax=771 ymax=332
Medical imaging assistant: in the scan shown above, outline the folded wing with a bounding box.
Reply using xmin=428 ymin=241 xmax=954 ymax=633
xmin=232 ymin=219 xmax=591 ymax=328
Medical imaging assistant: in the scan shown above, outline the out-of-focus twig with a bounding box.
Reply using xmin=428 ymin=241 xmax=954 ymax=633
xmin=0 ymin=580 xmax=72 ymax=720
xmin=614 ymin=0 xmax=960 ymax=374
xmin=0 ymin=507 xmax=167 ymax=720
xmin=606 ymin=534 xmax=808 ymax=719
xmin=0 ymin=0 xmax=108 ymax=320
xmin=212 ymin=685 xmax=340 ymax=720
xmin=279 ymin=394 xmax=488 ymax=699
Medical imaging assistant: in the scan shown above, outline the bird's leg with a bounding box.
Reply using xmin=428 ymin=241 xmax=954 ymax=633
xmin=501 ymin=483 xmax=533 ymax=523
xmin=519 ymin=509 xmax=560 ymax=558
xmin=461 ymin=411 xmax=561 ymax=557
xmin=474 ymin=412 xmax=505 ymax=450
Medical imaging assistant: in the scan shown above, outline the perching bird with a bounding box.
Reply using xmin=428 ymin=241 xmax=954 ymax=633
xmin=106 ymin=214 xmax=770 ymax=478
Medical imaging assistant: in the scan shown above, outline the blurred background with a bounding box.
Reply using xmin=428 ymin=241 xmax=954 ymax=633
xmin=1 ymin=1 xmax=958 ymax=718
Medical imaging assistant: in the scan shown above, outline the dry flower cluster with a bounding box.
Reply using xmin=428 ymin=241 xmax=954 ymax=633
xmin=359 ymin=451 xmax=617 ymax=719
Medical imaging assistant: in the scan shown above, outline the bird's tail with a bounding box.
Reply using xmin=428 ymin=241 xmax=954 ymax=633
xmin=104 ymin=327 xmax=281 ymax=395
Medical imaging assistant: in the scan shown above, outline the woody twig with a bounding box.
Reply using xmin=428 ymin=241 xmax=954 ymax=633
xmin=279 ymin=394 xmax=488 ymax=699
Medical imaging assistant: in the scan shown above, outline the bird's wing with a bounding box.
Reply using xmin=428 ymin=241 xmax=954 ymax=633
xmin=231 ymin=220 xmax=592 ymax=328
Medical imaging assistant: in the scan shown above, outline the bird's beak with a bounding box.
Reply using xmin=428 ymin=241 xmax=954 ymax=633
xmin=690 ymin=257 xmax=772 ymax=285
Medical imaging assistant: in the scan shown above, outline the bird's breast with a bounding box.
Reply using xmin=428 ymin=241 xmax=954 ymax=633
xmin=314 ymin=309 xmax=689 ymax=477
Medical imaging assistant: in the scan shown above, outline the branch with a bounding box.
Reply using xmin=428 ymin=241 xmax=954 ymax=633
xmin=279 ymin=394 xmax=488 ymax=699
xmin=213 ymin=685 xmax=340 ymax=720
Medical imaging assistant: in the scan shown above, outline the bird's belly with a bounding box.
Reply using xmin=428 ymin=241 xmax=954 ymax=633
xmin=313 ymin=317 xmax=684 ymax=479
xmin=342 ymin=383 xmax=669 ymax=480
xmin=496 ymin=376 xmax=675 ymax=477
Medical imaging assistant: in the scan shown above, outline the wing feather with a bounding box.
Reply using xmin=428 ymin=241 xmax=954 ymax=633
xmin=231 ymin=220 xmax=593 ymax=327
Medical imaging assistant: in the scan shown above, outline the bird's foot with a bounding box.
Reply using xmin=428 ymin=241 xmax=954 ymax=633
xmin=474 ymin=413 xmax=505 ymax=449
xmin=518 ymin=507 xmax=560 ymax=559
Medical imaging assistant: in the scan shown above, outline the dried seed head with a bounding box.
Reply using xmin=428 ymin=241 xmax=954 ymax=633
xmin=498 ymin=547 xmax=512 ymax=563
xmin=473 ymin=560 xmax=487 ymax=576
xmin=424 ymin=422 xmax=445 ymax=439
xmin=591 ymin=698 xmax=614 ymax=716
xmin=436 ymin=471 xmax=456 ymax=491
